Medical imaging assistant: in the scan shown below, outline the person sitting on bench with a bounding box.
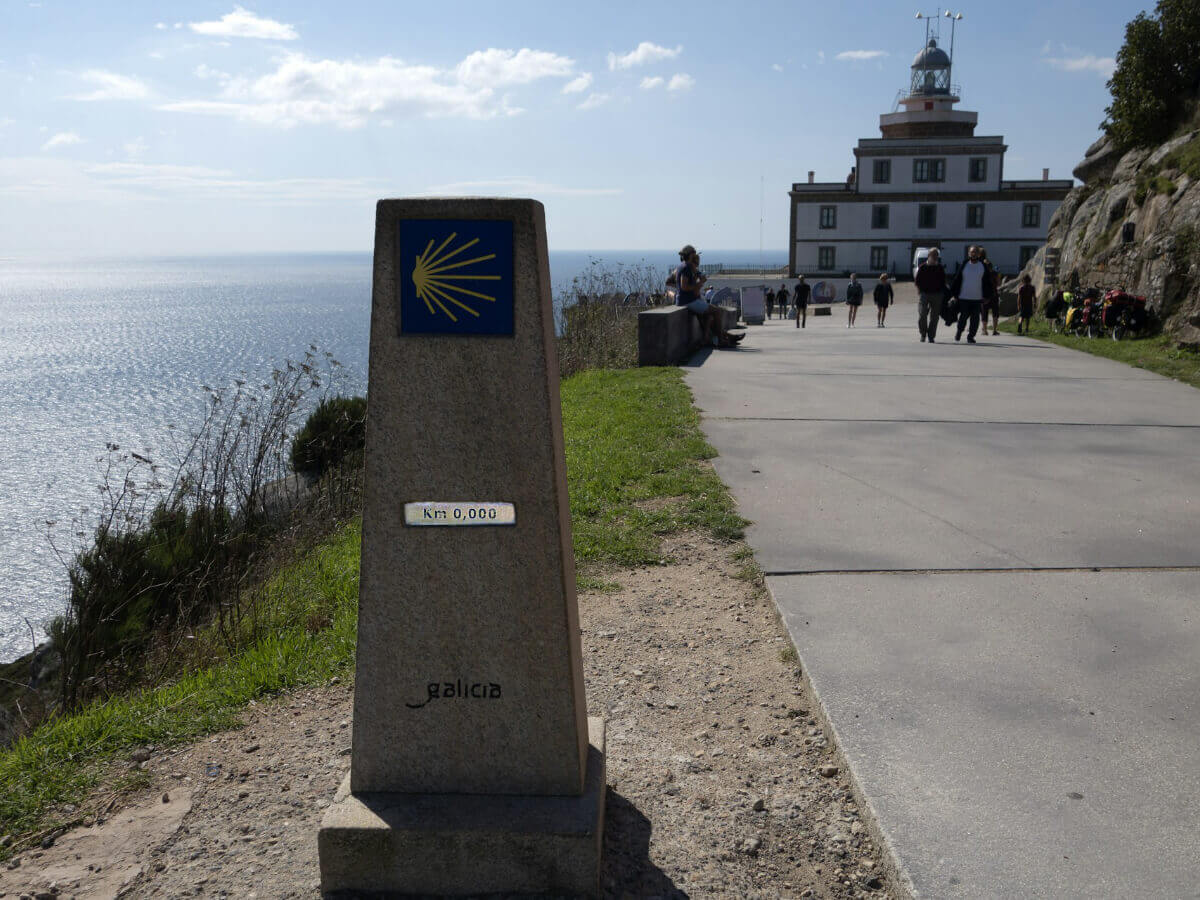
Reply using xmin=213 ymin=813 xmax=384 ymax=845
xmin=671 ymin=244 xmax=743 ymax=347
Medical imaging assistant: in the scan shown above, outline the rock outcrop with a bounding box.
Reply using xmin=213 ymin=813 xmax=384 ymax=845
xmin=1014 ymin=129 xmax=1200 ymax=345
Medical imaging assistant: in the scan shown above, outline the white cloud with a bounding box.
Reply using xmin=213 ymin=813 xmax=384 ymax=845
xmin=1040 ymin=40 xmax=1052 ymax=55
xmin=455 ymin=48 xmax=574 ymax=87
xmin=836 ymin=50 xmax=888 ymax=61
xmin=162 ymin=49 xmax=575 ymax=127
xmin=42 ymin=132 xmax=83 ymax=151
xmin=562 ymin=72 xmax=593 ymax=94
xmin=72 ymin=70 xmax=151 ymax=101
xmin=1045 ymin=55 xmax=1115 ymax=77
xmin=193 ymin=64 xmax=240 ymax=91
xmin=607 ymin=42 xmax=681 ymax=71
xmin=577 ymin=92 xmax=611 ymax=111
xmin=154 ymin=22 xmax=167 ymax=30
xmin=639 ymin=76 xmax=664 ymax=90
xmin=124 ymin=136 xmax=148 ymax=158
xmin=189 ymin=6 xmax=298 ymax=41
xmin=0 ymin=118 xmax=14 ymax=128
xmin=0 ymin=159 xmax=378 ymax=203
xmin=667 ymin=73 xmax=694 ymax=92
xmin=818 ymin=51 xmax=825 ymax=64
xmin=772 ymin=63 xmax=784 ymax=72
xmin=420 ymin=175 xmax=621 ymax=197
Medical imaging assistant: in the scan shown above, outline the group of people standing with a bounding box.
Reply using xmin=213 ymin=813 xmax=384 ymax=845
xmin=674 ymin=242 xmax=1036 ymax=347
xmin=766 ymin=279 xmax=812 ymax=327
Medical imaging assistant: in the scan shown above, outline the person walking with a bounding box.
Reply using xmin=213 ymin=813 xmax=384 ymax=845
xmin=949 ymin=245 xmax=996 ymax=344
xmin=778 ymin=283 xmax=790 ymax=320
xmin=794 ymin=276 xmax=811 ymax=328
xmin=845 ymin=274 xmax=863 ymax=327
xmin=979 ymin=248 xmax=1002 ymax=335
xmin=1016 ymin=274 xmax=1036 ymax=334
xmin=874 ymin=274 xmax=894 ymax=327
xmin=914 ymin=247 xmax=947 ymax=342
xmin=765 ymin=287 xmax=775 ymax=321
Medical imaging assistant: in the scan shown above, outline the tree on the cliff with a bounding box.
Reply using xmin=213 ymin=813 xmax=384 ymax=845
xmin=1105 ymin=0 xmax=1200 ymax=149
xmin=1105 ymin=13 xmax=1178 ymax=149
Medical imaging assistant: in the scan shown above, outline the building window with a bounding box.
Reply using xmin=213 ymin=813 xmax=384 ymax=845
xmin=918 ymin=204 xmax=937 ymax=229
xmin=818 ymin=246 xmax=836 ymax=270
xmin=1022 ymin=203 xmax=1041 ymax=227
xmin=871 ymin=205 xmax=889 ymax=229
xmin=820 ymin=206 xmax=837 ymax=229
xmin=913 ymin=158 xmax=946 ymax=183
xmin=966 ymin=204 xmax=985 ymax=228
xmin=873 ymin=159 xmax=891 ymax=184
xmin=870 ymin=246 xmax=889 ymax=271
xmin=969 ymin=158 xmax=988 ymax=183
xmin=1019 ymin=246 xmax=1039 ymax=268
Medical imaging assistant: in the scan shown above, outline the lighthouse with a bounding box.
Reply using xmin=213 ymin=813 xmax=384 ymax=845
xmin=788 ymin=18 xmax=1071 ymax=278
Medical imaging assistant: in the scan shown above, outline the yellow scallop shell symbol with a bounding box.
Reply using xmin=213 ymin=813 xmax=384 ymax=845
xmin=411 ymin=233 xmax=500 ymax=322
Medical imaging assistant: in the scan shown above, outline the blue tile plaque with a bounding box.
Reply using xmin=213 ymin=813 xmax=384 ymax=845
xmin=397 ymin=219 xmax=514 ymax=335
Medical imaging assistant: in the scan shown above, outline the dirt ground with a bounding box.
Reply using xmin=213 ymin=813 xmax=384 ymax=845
xmin=1 ymin=533 xmax=898 ymax=899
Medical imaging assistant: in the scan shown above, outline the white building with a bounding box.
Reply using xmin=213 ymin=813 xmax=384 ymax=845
xmin=788 ymin=31 xmax=1071 ymax=278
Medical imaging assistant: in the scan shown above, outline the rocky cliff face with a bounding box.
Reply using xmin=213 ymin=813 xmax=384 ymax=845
xmin=1016 ymin=130 xmax=1200 ymax=345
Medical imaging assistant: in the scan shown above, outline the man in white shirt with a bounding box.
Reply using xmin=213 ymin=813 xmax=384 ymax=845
xmin=948 ymin=245 xmax=996 ymax=344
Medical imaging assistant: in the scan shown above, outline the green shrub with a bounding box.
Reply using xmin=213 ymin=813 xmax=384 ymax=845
xmin=290 ymin=396 xmax=368 ymax=477
xmin=49 ymin=502 xmax=249 ymax=708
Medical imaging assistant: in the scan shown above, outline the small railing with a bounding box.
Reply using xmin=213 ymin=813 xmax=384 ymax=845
xmin=699 ymin=263 xmax=788 ymax=276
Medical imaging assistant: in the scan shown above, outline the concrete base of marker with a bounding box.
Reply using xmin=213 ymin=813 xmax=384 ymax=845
xmin=813 ymin=306 xmax=833 ymax=316
xmin=319 ymin=718 xmax=606 ymax=897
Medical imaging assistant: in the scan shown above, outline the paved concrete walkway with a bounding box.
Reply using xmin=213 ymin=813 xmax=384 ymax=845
xmin=685 ymin=293 xmax=1200 ymax=899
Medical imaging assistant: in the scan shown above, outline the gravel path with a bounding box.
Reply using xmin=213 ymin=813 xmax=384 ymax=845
xmin=2 ymin=533 xmax=897 ymax=899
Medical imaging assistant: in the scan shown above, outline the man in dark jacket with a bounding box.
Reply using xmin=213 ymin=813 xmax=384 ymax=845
xmin=948 ymin=245 xmax=997 ymax=344
xmin=914 ymin=247 xmax=947 ymax=343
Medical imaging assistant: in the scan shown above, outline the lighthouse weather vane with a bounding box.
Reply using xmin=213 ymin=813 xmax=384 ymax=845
xmin=914 ymin=9 xmax=964 ymax=91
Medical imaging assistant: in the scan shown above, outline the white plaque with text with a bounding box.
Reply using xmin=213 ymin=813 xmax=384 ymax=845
xmin=403 ymin=501 xmax=516 ymax=527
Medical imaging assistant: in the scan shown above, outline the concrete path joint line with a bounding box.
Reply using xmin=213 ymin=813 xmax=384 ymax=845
xmin=765 ymin=564 xmax=1200 ymax=576
xmin=710 ymin=416 xmax=1200 ymax=428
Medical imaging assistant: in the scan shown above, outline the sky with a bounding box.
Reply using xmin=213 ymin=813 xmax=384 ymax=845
xmin=0 ymin=0 xmax=1140 ymax=257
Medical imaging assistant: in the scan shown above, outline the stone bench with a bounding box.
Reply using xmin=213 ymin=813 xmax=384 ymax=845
xmin=637 ymin=305 xmax=739 ymax=366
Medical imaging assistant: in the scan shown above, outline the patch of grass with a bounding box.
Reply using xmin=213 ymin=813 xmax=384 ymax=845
xmin=576 ymin=575 xmax=621 ymax=594
xmin=0 ymin=522 xmax=361 ymax=852
xmin=731 ymin=545 xmax=763 ymax=583
xmin=779 ymin=646 xmax=799 ymax=664
xmin=561 ymin=368 xmax=746 ymax=568
xmin=1001 ymin=319 xmax=1200 ymax=389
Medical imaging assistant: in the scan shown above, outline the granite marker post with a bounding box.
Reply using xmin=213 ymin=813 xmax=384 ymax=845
xmin=318 ymin=198 xmax=605 ymax=896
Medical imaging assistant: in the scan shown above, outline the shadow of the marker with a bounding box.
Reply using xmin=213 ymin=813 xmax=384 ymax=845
xmin=601 ymin=790 xmax=688 ymax=898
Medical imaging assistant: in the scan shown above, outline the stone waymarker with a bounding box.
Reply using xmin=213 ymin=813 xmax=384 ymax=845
xmin=318 ymin=198 xmax=606 ymax=896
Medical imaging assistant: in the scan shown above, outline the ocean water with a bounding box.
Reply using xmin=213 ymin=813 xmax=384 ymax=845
xmin=0 ymin=249 xmax=782 ymax=661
